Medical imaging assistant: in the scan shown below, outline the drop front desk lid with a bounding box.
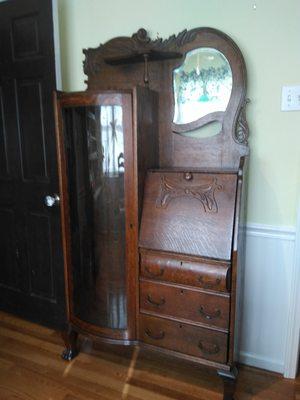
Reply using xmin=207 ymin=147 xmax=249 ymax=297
xmin=139 ymin=170 xmax=238 ymax=261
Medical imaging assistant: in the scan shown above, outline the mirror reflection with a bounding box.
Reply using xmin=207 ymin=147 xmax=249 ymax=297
xmin=173 ymin=48 xmax=232 ymax=125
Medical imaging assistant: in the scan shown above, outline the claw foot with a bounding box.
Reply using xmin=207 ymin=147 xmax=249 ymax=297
xmin=61 ymin=347 xmax=78 ymax=361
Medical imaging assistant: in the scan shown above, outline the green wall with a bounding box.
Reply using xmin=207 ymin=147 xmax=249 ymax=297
xmin=57 ymin=0 xmax=300 ymax=227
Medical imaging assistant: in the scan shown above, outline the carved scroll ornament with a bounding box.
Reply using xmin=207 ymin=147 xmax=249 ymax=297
xmin=234 ymin=98 xmax=250 ymax=145
xmin=156 ymin=176 xmax=222 ymax=213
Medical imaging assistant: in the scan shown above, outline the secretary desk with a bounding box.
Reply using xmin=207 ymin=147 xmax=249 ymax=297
xmin=54 ymin=27 xmax=249 ymax=400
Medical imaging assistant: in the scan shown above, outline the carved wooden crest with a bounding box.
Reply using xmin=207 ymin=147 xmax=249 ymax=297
xmin=83 ymin=28 xmax=200 ymax=76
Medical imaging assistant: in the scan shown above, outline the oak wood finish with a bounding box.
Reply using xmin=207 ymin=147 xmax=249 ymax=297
xmin=54 ymin=88 xmax=158 ymax=349
xmin=0 ymin=311 xmax=298 ymax=400
xmin=139 ymin=171 xmax=238 ymax=260
xmin=56 ymin=27 xmax=250 ymax=400
xmin=138 ymin=314 xmax=228 ymax=364
xmin=229 ymin=156 xmax=249 ymax=366
xmin=56 ymin=92 xmax=132 ymax=341
xmin=138 ymin=163 xmax=248 ymax=399
xmin=140 ymin=250 xmax=231 ymax=292
xmin=140 ymin=279 xmax=230 ymax=331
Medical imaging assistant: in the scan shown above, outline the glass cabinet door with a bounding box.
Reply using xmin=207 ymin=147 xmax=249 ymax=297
xmin=58 ymin=93 xmax=133 ymax=336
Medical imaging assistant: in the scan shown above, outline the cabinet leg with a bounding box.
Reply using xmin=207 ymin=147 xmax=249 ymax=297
xmin=61 ymin=326 xmax=78 ymax=361
xmin=217 ymin=366 xmax=238 ymax=400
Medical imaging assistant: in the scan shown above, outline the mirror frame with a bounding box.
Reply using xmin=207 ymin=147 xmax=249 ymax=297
xmin=83 ymin=27 xmax=249 ymax=169
xmin=170 ymin=29 xmax=246 ymax=138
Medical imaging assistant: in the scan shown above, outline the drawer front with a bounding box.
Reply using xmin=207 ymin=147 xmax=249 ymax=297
xmin=140 ymin=252 xmax=230 ymax=292
xmin=140 ymin=280 xmax=229 ymax=330
xmin=139 ymin=314 xmax=228 ymax=364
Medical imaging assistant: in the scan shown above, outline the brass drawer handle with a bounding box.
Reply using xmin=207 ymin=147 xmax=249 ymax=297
xmin=145 ymin=266 xmax=164 ymax=278
xmin=198 ymin=275 xmax=221 ymax=289
xmin=145 ymin=328 xmax=165 ymax=340
xmin=147 ymin=294 xmax=166 ymax=307
xmin=199 ymin=306 xmax=221 ymax=320
xmin=198 ymin=341 xmax=220 ymax=355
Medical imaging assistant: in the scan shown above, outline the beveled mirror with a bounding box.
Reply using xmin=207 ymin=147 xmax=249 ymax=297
xmin=173 ymin=48 xmax=233 ymax=126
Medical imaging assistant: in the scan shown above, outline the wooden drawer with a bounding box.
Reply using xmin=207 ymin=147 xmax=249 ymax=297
xmin=140 ymin=280 xmax=229 ymax=330
xmin=139 ymin=314 xmax=228 ymax=364
xmin=140 ymin=251 xmax=230 ymax=293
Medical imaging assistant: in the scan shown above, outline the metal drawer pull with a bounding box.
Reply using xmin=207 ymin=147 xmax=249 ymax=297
xmin=147 ymin=294 xmax=166 ymax=307
xmin=145 ymin=266 xmax=164 ymax=278
xmin=198 ymin=341 xmax=220 ymax=355
xmin=199 ymin=306 xmax=221 ymax=320
xmin=145 ymin=328 xmax=165 ymax=340
xmin=198 ymin=275 xmax=221 ymax=289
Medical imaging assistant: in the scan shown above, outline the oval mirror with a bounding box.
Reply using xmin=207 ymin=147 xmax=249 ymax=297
xmin=173 ymin=48 xmax=233 ymax=125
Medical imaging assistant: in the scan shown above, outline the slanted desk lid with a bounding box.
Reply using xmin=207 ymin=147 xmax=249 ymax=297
xmin=139 ymin=171 xmax=238 ymax=261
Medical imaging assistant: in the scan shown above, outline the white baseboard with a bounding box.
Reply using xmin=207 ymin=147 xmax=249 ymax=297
xmin=239 ymin=351 xmax=284 ymax=373
xmin=239 ymin=223 xmax=296 ymax=375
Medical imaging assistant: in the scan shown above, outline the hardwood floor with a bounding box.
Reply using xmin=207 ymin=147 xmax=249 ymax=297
xmin=0 ymin=311 xmax=298 ymax=400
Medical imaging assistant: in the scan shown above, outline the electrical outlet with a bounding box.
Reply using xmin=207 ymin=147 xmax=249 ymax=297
xmin=281 ymin=85 xmax=300 ymax=111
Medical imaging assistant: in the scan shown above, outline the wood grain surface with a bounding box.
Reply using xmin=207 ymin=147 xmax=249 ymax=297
xmin=0 ymin=311 xmax=298 ymax=400
xmin=139 ymin=279 xmax=230 ymax=330
xmin=139 ymin=171 xmax=237 ymax=260
xmin=140 ymin=250 xmax=231 ymax=292
xmin=138 ymin=314 xmax=228 ymax=363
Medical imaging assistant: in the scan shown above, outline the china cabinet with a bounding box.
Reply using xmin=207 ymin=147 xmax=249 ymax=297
xmin=55 ymin=88 xmax=158 ymax=343
xmin=55 ymin=27 xmax=249 ymax=400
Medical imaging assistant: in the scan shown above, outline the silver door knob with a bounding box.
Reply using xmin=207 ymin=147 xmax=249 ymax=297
xmin=44 ymin=194 xmax=60 ymax=207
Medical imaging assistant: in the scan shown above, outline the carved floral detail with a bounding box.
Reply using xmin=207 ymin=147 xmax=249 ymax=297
xmin=156 ymin=176 xmax=222 ymax=213
xmin=235 ymin=98 xmax=250 ymax=145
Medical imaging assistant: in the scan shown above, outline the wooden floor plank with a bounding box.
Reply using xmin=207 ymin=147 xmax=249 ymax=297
xmin=0 ymin=311 xmax=298 ymax=400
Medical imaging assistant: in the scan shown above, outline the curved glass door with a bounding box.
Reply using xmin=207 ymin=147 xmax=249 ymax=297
xmin=62 ymin=102 xmax=127 ymax=330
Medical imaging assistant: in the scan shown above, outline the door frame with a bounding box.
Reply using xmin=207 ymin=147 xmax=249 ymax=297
xmin=52 ymin=0 xmax=62 ymax=90
xmin=284 ymin=198 xmax=300 ymax=378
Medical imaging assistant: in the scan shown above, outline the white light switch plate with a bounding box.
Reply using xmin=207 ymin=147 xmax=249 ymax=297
xmin=281 ymin=85 xmax=300 ymax=111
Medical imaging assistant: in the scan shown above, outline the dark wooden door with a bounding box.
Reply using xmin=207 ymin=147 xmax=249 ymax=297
xmin=0 ymin=0 xmax=66 ymax=328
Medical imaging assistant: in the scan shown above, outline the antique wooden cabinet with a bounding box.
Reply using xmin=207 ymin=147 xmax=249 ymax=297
xmin=55 ymin=88 xmax=158 ymax=345
xmin=55 ymin=28 xmax=249 ymax=400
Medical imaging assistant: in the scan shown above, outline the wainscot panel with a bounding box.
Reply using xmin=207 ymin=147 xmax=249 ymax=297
xmin=239 ymin=223 xmax=296 ymax=373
